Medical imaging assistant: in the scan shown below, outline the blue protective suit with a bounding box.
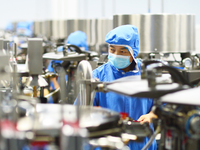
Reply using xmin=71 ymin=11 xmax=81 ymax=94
xmin=47 ymin=46 xmax=66 ymax=91
xmin=93 ymin=61 xmax=156 ymax=150
xmin=16 ymin=21 xmax=33 ymax=37
xmin=47 ymin=46 xmax=66 ymax=103
xmin=92 ymin=25 xmax=157 ymax=150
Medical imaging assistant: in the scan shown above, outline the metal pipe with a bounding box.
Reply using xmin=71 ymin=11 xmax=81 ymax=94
xmin=0 ymin=38 xmax=3 ymax=52
xmin=59 ymin=68 xmax=67 ymax=104
xmin=12 ymin=43 xmax=19 ymax=95
xmin=113 ymin=14 xmax=195 ymax=53
xmin=7 ymin=43 xmax=9 ymax=55
xmin=142 ymin=125 xmax=161 ymax=150
xmin=12 ymin=42 xmax=17 ymax=59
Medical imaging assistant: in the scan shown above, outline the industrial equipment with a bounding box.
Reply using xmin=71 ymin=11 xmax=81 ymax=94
xmin=75 ymin=59 xmax=200 ymax=150
xmin=1 ymin=11 xmax=200 ymax=150
xmin=43 ymin=43 xmax=99 ymax=104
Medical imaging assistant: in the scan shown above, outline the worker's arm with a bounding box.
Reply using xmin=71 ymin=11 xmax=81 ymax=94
xmin=137 ymin=111 xmax=158 ymax=126
xmin=51 ymin=77 xmax=60 ymax=89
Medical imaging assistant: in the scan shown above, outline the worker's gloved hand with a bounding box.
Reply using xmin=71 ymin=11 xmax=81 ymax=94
xmin=137 ymin=111 xmax=158 ymax=126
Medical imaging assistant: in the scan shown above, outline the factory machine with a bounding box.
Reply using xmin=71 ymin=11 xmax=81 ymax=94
xmin=75 ymin=59 xmax=200 ymax=150
xmin=0 ymin=48 xmax=199 ymax=150
xmin=42 ymin=43 xmax=99 ymax=104
xmin=0 ymin=38 xmax=169 ymax=150
xmin=33 ymin=19 xmax=113 ymax=54
xmin=0 ymin=13 xmax=200 ymax=150
xmin=0 ymin=38 xmax=155 ymax=150
xmin=114 ymin=14 xmax=200 ymax=86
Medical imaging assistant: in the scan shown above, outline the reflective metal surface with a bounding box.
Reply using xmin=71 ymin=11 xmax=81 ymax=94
xmin=66 ymin=19 xmax=77 ymax=37
xmin=33 ymin=19 xmax=113 ymax=52
xmin=113 ymin=14 xmax=195 ymax=53
xmin=18 ymin=104 xmax=120 ymax=133
xmin=42 ymin=51 xmax=87 ymax=61
xmin=58 ymin=20 xmax=67 ymax=39
xmin=43 ymin=20 xmax=53 ymax=38
xmin=52 ymin=20 xmax=59 ymax=40
xmin=66 ymin=19 xmax=112 ymax=46
xmin=33 ymin=21 xmax=41 ymax=36
xmin=105 ymin=76 xmax=185 ymax=99
xmin=76 ymin=60 xmax=93 ymax=106
xmin=160 ymin=87 xmax=200 ymax=105
xmin=97 ymin=19 xmax=113 ymax=45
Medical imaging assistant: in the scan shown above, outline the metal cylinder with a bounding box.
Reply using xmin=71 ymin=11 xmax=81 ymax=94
xmin=77 ymin=19 xmax=87 ymax=33
xmin=66 ymin=19 xmax=93 ymax=45
xmin=33 ymin=21 xmax=41 ymax=36
xmin=42 ymin=20 xmax=53 ymax=38
xmin=52 ymin=20 xmax=60 ymax=40
xmin=59 ymin=20 xmax=67 ymax=39
xmin=90 ymin=19 xmax=98 ymax=46
xmin=113 ymin=14 xmax=195 ymax=53
xmin=76 ymin=60 xmax=93 ymax=106
xmin=96 ymin=19 xmax=113 ymax=45
xmin=66 ymin=19 xmax=77 ymax=37
xmin=94 ymin=19 xmax=113 ymax=52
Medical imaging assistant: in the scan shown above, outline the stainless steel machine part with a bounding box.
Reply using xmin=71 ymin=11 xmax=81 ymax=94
xmin=59 ymin=68 xmax=67 ymax=104
xmin=27 ymin=38 xmax=43 ymax=76
xmin=160 ymin=87 xmax=200 ymax=105
xmin=59 ymin=20 xmax=67 ymax=39
xmin=52 ymin=20 xmax=60 ymax=40
xmin=33 ymin=21 xmax=41 ymax=36
xmin=42 ymin=51 xmax=87 ymax=61
xmin=113 ymin=14 xmax=195 ymax=53
xmin=42 ymin=20 xmax=52 ymax=38
xmin=3 ymin=39 xmax=9 ymax=51
xmin=0 ymin=38 xmax=3 ymax=51
xmin=12 ymin=43 xmax=19 ymax=95
xmin=0 ymin=54 xmax=11 ymax=83
xmin=76 ymin=60 xmax=93 ymax=106
xmin=36 ymin=19 xmax=113 ymax=51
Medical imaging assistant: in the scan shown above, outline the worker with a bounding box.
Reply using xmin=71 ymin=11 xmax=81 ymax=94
xmin=47 ymin=46 xmax=64 ymax=89
xmin=47 ymin=30 xmax=89 ymax=103
xmin=16 ymin=21 xmax=34 ymax=37
xmin=92 ymin=25 xmax=157 ymax=150
xmin=65 ymin=30 xmax=89 ymax=51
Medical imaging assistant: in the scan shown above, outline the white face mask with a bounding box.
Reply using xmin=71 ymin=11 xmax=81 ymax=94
xmin=108 ymin=53 xmax=131 ymax=69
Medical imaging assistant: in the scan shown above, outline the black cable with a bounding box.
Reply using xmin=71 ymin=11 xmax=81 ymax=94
xmin=153 ymin=65 xmax=192 ymax=87
xmin=146 ymin=63 xmax=193 ymax=87
xmin=142 ymin=125 xmax=161 ymax=150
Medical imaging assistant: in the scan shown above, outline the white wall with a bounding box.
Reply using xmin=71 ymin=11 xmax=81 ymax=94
xmin=78 ymin=0 xmax=200 ymax=24
xmin=0 ymin=0 xmax=79 ymax=29
xmin=51 ymin=0 xmax=79 ymax=20
xmin=0 ymin=0 xmax=200 ymax=27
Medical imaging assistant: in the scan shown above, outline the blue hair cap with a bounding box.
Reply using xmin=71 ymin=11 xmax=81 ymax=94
xmin=105 ymin=25 xmax=140 ymax=58
xmin=66 ymin=30 xmax=89 ymax=51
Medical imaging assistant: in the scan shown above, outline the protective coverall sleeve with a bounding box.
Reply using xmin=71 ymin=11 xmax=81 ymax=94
xmin=92 ymin=69 xmax=100 ymax=106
